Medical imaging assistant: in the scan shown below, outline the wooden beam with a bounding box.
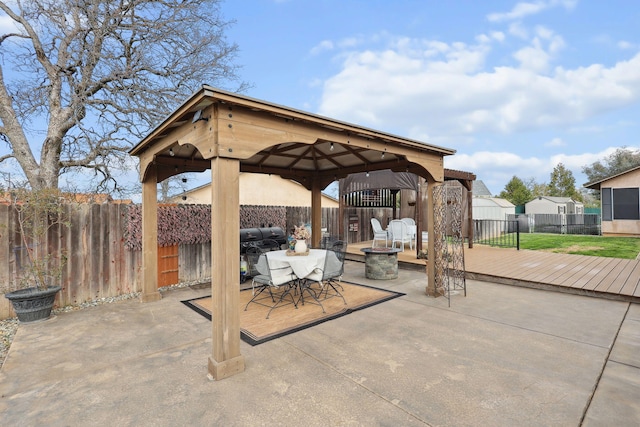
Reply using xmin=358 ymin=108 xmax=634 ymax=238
xmin=208 ymin=157 xmax=245 ymax=380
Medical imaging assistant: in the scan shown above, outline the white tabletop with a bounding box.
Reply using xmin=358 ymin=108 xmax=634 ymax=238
xmin=267 ymin=249 xmax=327 ymax=280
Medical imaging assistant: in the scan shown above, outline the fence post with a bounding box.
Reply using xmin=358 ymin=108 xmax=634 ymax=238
xmin=516 ymin=219 xmax=520 ymax=250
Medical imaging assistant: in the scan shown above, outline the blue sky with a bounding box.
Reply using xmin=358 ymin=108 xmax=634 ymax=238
xmin=220 ymin=0 xmax=640 ymax=196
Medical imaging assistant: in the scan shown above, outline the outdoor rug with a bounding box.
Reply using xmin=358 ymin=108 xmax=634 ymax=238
xmin=181 ymin=281 xmax=404 ymax=345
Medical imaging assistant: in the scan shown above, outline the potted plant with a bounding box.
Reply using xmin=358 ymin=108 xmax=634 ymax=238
xmin=2 ymin=187 xmax=69 ymax=322
xmin=292 ymin=224 xmax=311 ymax=253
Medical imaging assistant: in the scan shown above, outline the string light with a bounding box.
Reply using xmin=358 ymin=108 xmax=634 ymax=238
xmin=169 ymin=148 xmax=175 ymax=156
xmin=330 ymin=142 xmax=334 ymax=151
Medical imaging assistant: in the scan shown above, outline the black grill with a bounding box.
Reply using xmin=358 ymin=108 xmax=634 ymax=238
xmin=240 ymin=227 xmax=287 ymax=254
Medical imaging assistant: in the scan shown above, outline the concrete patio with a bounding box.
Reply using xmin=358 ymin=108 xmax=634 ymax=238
xmin=1 ymin=261 xmax=639 ymax=426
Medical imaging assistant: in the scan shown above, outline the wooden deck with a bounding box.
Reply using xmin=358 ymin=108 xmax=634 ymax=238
xmin=346 ymin=241 xmax=640 ymax=303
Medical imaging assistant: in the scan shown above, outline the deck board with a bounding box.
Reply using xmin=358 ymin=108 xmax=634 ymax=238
xmin=346 ymin=241 xmax=640 ymax=303
xmin=604 ymin=260 xmax=638 ymax=294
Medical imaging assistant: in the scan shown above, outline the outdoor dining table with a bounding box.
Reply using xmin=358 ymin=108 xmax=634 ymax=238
xmin=266 ymin=248 xmax=327 ymax=282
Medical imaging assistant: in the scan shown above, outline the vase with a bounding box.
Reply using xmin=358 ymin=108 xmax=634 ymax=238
xmin=294 ymin=239 xmax=307 ymax=253
xmin=4 ymin=285 xmax=61 ymax=323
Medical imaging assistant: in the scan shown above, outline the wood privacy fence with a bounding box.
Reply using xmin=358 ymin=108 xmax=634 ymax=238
xmin=0 ymin=203 xmax=141 ymax=320
xmin=1 ymin=202 xmax=392 ymax=319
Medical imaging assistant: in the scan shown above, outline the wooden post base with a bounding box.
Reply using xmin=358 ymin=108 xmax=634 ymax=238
xmin=140 ymin=291 xmax=162 ymax=303
xmin=208 ymin=355 xmax=246 ymax=380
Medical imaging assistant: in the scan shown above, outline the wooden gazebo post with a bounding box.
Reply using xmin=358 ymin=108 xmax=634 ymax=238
xmin=311 ymin=179 xmax=323 ymax=248
xmin=140 ymin=165 xmax=161 ymax=303
xmin=208 ymin=157 xmax=245 ymax=379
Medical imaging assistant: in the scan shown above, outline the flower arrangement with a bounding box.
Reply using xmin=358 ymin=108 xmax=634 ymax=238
xmin=292 ymin=224 xmax=310 ymax=240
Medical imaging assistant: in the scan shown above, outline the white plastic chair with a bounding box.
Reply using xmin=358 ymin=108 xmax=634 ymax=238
xmin=389 ymin=219 xmax=413 ymax=251
xmin=370 ymin=218 xmax=388 ymax=247
xmin=401 ymin=218 xmax=417 ymax=250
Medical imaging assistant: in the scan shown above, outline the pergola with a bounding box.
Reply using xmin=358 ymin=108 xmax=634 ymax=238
xmin=129 ymin=86 xmax=456 ymax=380
xmin=339 ymin=168 xmax=477 ymax=254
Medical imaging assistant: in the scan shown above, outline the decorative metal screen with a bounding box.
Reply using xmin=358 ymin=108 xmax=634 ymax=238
xmin=342 ymin=189 xmax=396 ymax=207
xmin=433 ymin=184 xmax=466 ymax=306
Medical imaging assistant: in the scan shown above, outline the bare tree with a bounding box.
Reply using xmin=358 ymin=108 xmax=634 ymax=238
xmin=582 ymin=146 xmax=640 ymax=184
xmin=0 ymin=0 xmax=246 ymax=192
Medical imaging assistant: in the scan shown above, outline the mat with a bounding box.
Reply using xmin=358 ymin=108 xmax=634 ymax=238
xmin=181 ymin=281 xmax=404 ymax=345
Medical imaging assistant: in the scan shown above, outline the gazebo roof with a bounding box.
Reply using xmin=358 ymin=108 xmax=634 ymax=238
xmin=130 ymin=85 xmax=456 ymax=189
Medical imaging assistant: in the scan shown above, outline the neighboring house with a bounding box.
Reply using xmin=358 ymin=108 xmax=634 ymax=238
xmin=584 ymin=165 xmax=640 ymax=236
xmin=472 ymin=197 xmax=515 ymax=220
xmin=472 ymin=180 xmax=493 ymax=197
xmin=170 ymin=173 xmax=339 ymax=208
xmin=525 ymin=196 xmax=584 ymax=215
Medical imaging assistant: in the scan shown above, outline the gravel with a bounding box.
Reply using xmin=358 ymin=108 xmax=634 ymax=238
xmin=0 ymin=279 xmax=210 ymax=369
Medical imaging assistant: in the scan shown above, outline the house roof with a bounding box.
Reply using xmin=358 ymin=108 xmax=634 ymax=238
xmin=489 ymin=197 xmax=515 ymax=208
xmin=472 ymin=180 xmax=492 ymax=197
xmin=527 ymin=196 xmax=583 ymax=204
xmin=583 ymin=164 xmax=640 ymax=190
xmin=172 ymin=176 xmax=339 ymax=203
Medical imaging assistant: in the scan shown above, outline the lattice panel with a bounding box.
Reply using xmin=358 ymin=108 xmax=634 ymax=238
xmin=433 ymin=185 xmax=448 ymax=297
xmin=432 ymin=184 xmax=466 ymax=306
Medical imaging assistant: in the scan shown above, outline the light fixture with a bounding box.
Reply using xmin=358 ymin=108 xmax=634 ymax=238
xmin=381 ymin=151 xmax=386 ymax=159
xmin=330 ymin=142 xmax=334 ymax=151
xmin=366 ymin=171 xmax=370 ymax=177
xmin=192 ymin=109 xmax=208 ymax=123
xmin=169 ymin=148 xmax=175 ymax=157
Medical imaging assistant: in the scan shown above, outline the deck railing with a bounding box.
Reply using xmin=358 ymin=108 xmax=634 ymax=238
xmin=506 ymin=213 xmax=601 ymax=235
xmin=473 ymin=219 xmax=520 ymax=249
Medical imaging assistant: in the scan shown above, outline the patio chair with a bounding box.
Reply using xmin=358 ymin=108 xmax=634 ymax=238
xmin=244 ymin=246 xmax=298 ymax=319
xmin=401 ymin=218 xmax=417 ymax=249
xmin=370 ymin=218 xmax=388 ymax=247
xmin=389 ymin=219 xmax=413 ymax=251
xmin=305 ymin=243 xmax=347 ymax=305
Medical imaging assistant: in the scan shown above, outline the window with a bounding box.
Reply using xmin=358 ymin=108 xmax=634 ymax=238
xmin=612 ymin=188 xmax=640 ymax=220
xmin=602 ymin=188 xmax=612 ymax=221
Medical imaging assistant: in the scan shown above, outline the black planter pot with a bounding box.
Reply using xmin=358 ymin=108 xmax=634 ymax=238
xmin=4 ymin=286 xmax=62 ymax=323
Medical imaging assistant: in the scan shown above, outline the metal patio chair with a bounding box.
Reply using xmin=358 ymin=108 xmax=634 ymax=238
xmin=244 ymin=246 xmax=297 ymax=319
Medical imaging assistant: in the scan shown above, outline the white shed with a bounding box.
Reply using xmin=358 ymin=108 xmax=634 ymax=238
xmin=472 ymin=197 xmax=515 ymax=220
xmin=525 ymin=196 xmax=584 ymax=215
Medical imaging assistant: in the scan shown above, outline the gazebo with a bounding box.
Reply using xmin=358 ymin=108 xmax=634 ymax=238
xmin=129 ymin=86 xmax=456 ymax=380
xmin=339 ymin=168 xmax=477 ymax=253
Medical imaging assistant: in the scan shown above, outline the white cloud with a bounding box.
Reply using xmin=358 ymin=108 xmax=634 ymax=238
xmin=545 ymin=137 xmax=565 ymax=147
xmin=444 ymin=145 xmax=637 ymax=194
xmin=317 ymin=28 xmax=640 ymax=140
xmin=487 ymin=0 xmax=578 ymax=23
xmin=0 ymin=14 xmax=21 ymax=33
xmin=445 ymin=151 xmax=552 ymax=193
xmin=508 ymin=22 xmax=529 ymax=39
xmin=513 ymin=45 xmax=552 ymax=72
xmin=618 ymin=40 xmax=635 ymax=50
xmin=310 ymin=40 xmax=334 ymax=55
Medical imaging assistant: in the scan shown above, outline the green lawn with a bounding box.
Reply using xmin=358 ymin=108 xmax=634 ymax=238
xmin=517 ymin=233 xmax=640 ymax=259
